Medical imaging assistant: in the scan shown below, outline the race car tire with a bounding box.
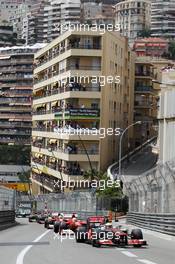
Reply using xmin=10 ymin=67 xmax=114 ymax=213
xmin=75 ymin=226 xmax=87 ymax=243
xmin=92 ymin=240 xmax=101 ymax=248
xmin=131 ymin=229 xmax=143 ymax=240
xmin=54 ymin=222 xmax=60 ymax=233
xmin=133 ymin=244 xmax=142 ymax=248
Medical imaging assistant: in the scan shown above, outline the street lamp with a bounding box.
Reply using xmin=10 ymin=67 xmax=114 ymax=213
xmin=118 ymin=121 xmax=142 ymax=181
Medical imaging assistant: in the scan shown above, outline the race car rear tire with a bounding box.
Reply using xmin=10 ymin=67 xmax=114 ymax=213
xmin=75 ymin=226 xmax=87 ymax=243
xmin=133 ymin=244 xmax=142 ymax=248
xmin=131 ymin=229 xmax=143 ymax=240
xmin=92 ymin=240 xmax=101 ymax=248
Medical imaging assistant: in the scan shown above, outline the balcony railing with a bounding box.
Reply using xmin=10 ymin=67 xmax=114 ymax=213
xmin=32 ymin=159 xmax=84 ymax=176
xmin=135 ymin=86 xmax=154 ymax=92
xmin=33 ymin=86 xmax=101 ymax=100
xmin=33 ymin=108 xmax=100 ymax=119
xmin=34 ymin=65 xmax=101 ymax=84
xmin=32 ymin=143 xmax=99 ymax=155
xmin=135 ymin=71 xmax=152 ymax=77
xmin=135 ymin=101 xmax=152 ymax=107
xmin=36 ymin=43 xmax=101 ymax=67
xmin=0 ymin=122 xmax=32 ymax=128
xmin=0 ymin=138 xmax=31 ymax=144
xmin=32 ymin=174 xmax=57 ymax=191
xmin=66 ymin=65 xmax=101 ymax=71
xmin=32 ymin=126 xmax=99 ymax=135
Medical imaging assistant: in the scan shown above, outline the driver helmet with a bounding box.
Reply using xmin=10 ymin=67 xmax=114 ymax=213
xmin=105 ymin=223 xmax=113 ymax=228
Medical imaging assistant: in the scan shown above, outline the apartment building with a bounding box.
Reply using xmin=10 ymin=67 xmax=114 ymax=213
xmin=32 ymin=30 xmax=134 ymax=194
xmin=158 ymin=68 xmax=175 ymax=163
xmin=0 ymin=0 xmax=22 ymax=23
xmin=115 ymin=0 xmax=150 ymax=46
xmin=10 ymin=1 xmax=37 ymax=40
xmin=133 ymin=38 xmax=168 ymax=57
xmin=24 ymin=0 xmax=46 ymax=45
xmin=0 ymin=44 xmax=44 ymax=170
xmin=151 ymin=0 xmax=175 ymax=39
xmin=43 ymin=0 xmax=81 ymax=43
xmin=134 ymin=56 xmax=174 ymax=146
xmin=81 ymin=0 xmax=115 ymax=25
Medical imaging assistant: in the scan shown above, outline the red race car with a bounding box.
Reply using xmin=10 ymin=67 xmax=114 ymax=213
xmin=75 ymin=216 xmax=147 ymax=248
xmin=53 ymin=213 xmax=85 ymax=234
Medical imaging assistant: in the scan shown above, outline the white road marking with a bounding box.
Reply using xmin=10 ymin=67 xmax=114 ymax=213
xmin=121 ymin=251 xmax=137 ymax=257
xmin=137 ymin=259 xmax=157 ymax=264
xmin=16 ymin=230 xmax=50 ymax=264
xmin=116 ymin=248 xmax=126 ymax=251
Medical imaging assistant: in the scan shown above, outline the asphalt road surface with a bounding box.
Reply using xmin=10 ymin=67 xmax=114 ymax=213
xmin=0 ymin=218 xmax=175 ymax=264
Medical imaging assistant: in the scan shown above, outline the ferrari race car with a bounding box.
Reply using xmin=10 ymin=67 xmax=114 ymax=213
xmin=75 ymin=216 xmax=147 ymax=248
xmin=53 ymin=213 xmax=84 ymax=234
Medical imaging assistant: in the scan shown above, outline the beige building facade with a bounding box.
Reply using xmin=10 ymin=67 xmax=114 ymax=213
xmin=32 ymin=30 xmax=135 ymax=193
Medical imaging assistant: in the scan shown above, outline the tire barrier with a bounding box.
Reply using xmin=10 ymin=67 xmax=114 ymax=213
xmin=0 ymin=210 xmax=16 ymax=231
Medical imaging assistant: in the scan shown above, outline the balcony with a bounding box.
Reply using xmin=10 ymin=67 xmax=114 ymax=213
xmin=31 ymin=173 xmax=58 ymax=192
xmin=0 ymin=121 xmax=32 ymax=128
xmin=0 ymin=130 xmax=31 ymax=135
xmin=33 ymin=85 xmax=101 ymax=101
xmin=31 ymin=159 xmax=83 ymax=181
xmin=36 ymin=43 xmax=101 ymax=68
xmin=0 ymin=137 xmax=31 ymax=144
xmin=0 ymin=74 xmax=33 ymax=81
xmin=33 ymin=107 xmax=100 ymax=120
xmin=135 ymin=101 xmax=152 ymax=108
xmin=34 ymin=65 xmax=101 ymax=85
xmin=32 ymin=145 xmax=99 ymax=162
xmin=135 ymin=86 xmax=154 ymax=93
xmin=135 ymin=71 xmax=152 ymax=78
xmin=32 ymin=126 xmax=100 ymax=140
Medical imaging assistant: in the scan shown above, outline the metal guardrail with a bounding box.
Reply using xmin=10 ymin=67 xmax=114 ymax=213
xmin=127 ymin=212 xmax=175 ymax=236
xmin=0 ymin=210 xmax=16 ymax=230
xmin=107 ymin=136 xmax=157 ymax=180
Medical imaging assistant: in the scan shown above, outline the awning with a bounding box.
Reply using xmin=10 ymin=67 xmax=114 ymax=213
xmin=49 ymin=139 xmax=57 ymax=143
xmin=0 ymin=56 xmax=11 ymax=60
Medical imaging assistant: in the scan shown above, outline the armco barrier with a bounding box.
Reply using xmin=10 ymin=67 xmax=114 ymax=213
xmin=0 ymin=210 xmax=16 ymax=231
xmin=107 ymin=136 xmax=157 ymax=180
xmin=127 ymin=212 xmax=175 ymax=236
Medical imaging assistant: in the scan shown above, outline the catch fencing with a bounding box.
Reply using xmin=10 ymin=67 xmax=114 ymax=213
xmin=126 ymin=159 xmax=175 ymax=214
xmin=16 ymin=191 xmax=128 ymax=216
xmin=127 ymin=212 xmax=175 ymax=236
xmin=0 ymin=186 xmax=15 ymax=211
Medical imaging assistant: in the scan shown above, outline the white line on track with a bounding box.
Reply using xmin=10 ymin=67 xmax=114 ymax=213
xmin=121 ymin=251 xmax=138 ymax=257
xmin=137 ymin=259 xmax=158 ymax=264
xmin=16 ymin=230 xmax=50 ymax=264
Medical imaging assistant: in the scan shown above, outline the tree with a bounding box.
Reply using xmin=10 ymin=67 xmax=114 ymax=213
xmin=83 ymin=170 xmax=123 ymax=198
xmin=168 ymin=41 xmax=175 ymax=59
xmin=17 ymin=170 xmax=31 ymax=194
xmin=138 ymin=28 xmax=151 ymax=38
